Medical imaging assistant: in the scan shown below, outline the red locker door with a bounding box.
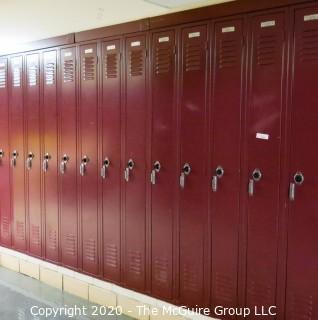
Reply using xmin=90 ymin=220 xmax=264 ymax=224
xmin=123 ymin=34 xmax=148 ymax=291
xmin=245 ymin=12 xmax=287 ymax=316
xmin=209 ymin=19 xmax=244 ymax=314
xmin=9 ymin=56 xmax=26 ymax=252
xmin=0 ymin=58 xmax=12 ymax=247
xmin=59 ymin=47 xmax=78 ymax=269
xmin=42 ymin=50 xmax=59 ymax=263
xmin=179 ymin=24 xmax=209 ymax=307
xmin=79 ymin=43 xmax=99 ymax=275
xmin=150 ymin=30 xmax=176 ymax=300
xmin=25 ymin=53 xmax=42 ymax=257
xmin=285 ymin=6 xmax=318 ymax=319
xmin=101 ymin=39 xmax=122 ymax=283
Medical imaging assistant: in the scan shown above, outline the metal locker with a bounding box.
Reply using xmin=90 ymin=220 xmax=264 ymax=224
xmin=79 ymin=43 xmax=99 ymax=275
xmin=244 ymin=11 xmax=287 ymax=316
xmin=42 ymin=50 xmax=59 ymax=263
xmin=0 ymin=58 xmax=12 ymax=247
xmin=101 ymin=39 xmax=122 ymax=283
xmin=25 ymin=53 xmax=42 ymax=257
xmin=209 ymin=18 xmax=244 ymax=314
xmin=9 ymin=55 xmax=27 ymax=252
xmin=179 ymin=24 xmax=209 ymax=307
xmin=285 ymin=5 xmax=318 ymax=319
xmin=59 ymin=47 xmax=78 ymax=269
xmin=123 ymin=34 xmax=148 ymax=291
xmin=150 ymin=29 xmax=177 ymax=300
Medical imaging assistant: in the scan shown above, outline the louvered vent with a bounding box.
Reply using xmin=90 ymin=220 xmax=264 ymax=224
xmin=256 ymin=34 xmax=278 ymax=66
xmin=13 ymin=65 xmax=21 ymax=87
xmin=104 ymin=243 xmax=118 ymax=268
xmin=299 ymin=28 xmax=318 ymax=62
xmin=214 ymin=272 xmax=234 ymax=303
xmin=65 ymin=233 xmax=76 ymax=256
xmin=63 ymin=59 xmax=74 ymax=83
xmin=0 ymin=63 xmax=6 ymax=88
xmin=287 ymin=293 xmax=313 ymax=320
xmin=104 ymin=52 xmax=118 ymax=79
xmin=28 ymin=64 xmax=37 ymax=86
xmin=155 ymin=45 xmax=172 ymax=74
xmin=182 ymin=264 xmax=199 ymax=292
xmin=185 ymin=42 xmax=201 ymax=72
xmin=129 ymin=49 xmax=143 ymax=76
xmin=82 ymin=56 xmax=96 ymax=81
xmin=218 ymin=39 xmax=238 ymax=69
xmin=128 ymin=250 xmax=142 ymax=275
xmin=45 ymin=62 xmax=55 ymax=85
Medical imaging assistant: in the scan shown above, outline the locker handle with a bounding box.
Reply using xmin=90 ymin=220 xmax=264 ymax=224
xmin=11 ymin=150 xmax=18 ymax=167
xmin=80 ymin=156 xmax=89 ymax=176
xmin=212 ymin=166 xmax=224 ymax=192
xmin=60 ymin=154 xmax=69 ymax=175
xmin=124 ymin=159 xmax=134 ymax=182
xmin=26 ymin=152 xmax=34 ymax=170
xmin=0 ymin=149 xmax=4 ymax=165
xmin=150 ymin=161 xmax=161 ymax=185
xmin=289 ymin=172 xmax=304 ymax=201
xmin=101 ymin=157 xmax=110 ymax=179
xmin=248 ymin=168 xmax=262 ymax=197
xmin=42 ymin=153 xmax=51 ymax=172
xmin=180 ymin=163 xmax=191 ymax=188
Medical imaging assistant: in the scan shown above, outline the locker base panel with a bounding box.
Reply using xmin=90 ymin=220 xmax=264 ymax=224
xmin=0 ymin=246 xmax=213 ymax=320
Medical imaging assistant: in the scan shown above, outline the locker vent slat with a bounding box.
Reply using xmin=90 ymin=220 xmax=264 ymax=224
xmin=218 ymin=39 xmax=238 ymax=69
xmin=182 ymin=264 xmax=200 ymax=292
xmin=104 ymin=244 xmax=118 ymax=268
xmin=288 ymin=293 xmax=313 ymax=320
xmin=16 ymin=221 xmax=25 ymax=240
xmin=1 ymin=216 xmax=10 ymax=237
xmin=299 ymin=29 xmax=318 ymax=61
xmin=155 ymin=46 xmax=172 ymax=74
xmin=0 ymin=65 xmax=6 ymax=88
xmin=185 ymin=42 xmax=202 ymax=72
xmin=13 ymin=65 xmax=21 ymax=87
xmin=247 ymin=280 xmax=272 ymax=306
xmin=256 ymin=34 xmax=278 ymax=66
xmin=129 ymin=50 xmax=143 ymax=77
xmin=45 ymin=62 xmax=55 ymax=85
xmin=31 ymin=224 xmax=40 ymax=246
xmin=104 ymin=53 xmax=118 ymax=79
xmin=65 ymin=233 xmax=76 ymax=256
xmin=28 ymin=64 xmax=38 ymax=86
xmin=82 ymin=56 xmax=96 ymax=81
xmin=84 ymin=238 xmax=96 ymax=261
xmin=63 ymin=59 xmax=75 ymax=83
xmin=214 ymin=272 xmax=234 ymax=303
xmin=153 ymin=257 xmax=169 ymax=286
xmin=48 ymin=230 xmax=57 ymax=250
xmin=128 ymin=250 xmax=142 ymax=275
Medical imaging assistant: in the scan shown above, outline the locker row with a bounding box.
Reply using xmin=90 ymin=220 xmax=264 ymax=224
xmin=0 ymin=2 xmax=318 ymax=319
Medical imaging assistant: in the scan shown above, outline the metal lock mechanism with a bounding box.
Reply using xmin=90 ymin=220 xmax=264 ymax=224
xmin=26 ymin=152 xmax=34 ymax=170
xmin=11 ymin=150 xmax=18 ymax=167
xmin=60 ymin=154 xmax=69 ymax=174
xmin=180 ymin=163 xmax=191 ymax=188
xmin=42 ymin=153 xmax=51 ymax=172
xmin=0 ymin=149 xmax=4 ymax=165
xmin=80 ymin=155 xmax=89 ymax=176
xmin=248 ymin=168 xmax=262 ymax=197
xmin=124 ymin=159 xmax=134 ymax=182
xmin=101 ymin=157 xmax=110 ymax=179
xmin=289 ymin=171 xmax=304 ymax=201
xmin=212 ymin=165 xmax=224 ymax=192
xmin=150 ymin=161 xmax=161 ymax=185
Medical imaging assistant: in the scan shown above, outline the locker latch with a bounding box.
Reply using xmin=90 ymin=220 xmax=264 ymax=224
xmin=289 ymin=171 xmax=304 ymax=201
xmin=248 ymin=168 xmax=262 ymax=197
xmin=80 ymin=156 xmax=89 ymax=176
xmin=212 ymin=165 xmax=224 ymax=192
xmin=180 ymin=163 xmax=191 ymax=188
xmin=101 ymin=157 xmax=110 ymax=179
xmin=11 ymin=150 xmax=18 ymax=167
xmin=26 ymin=152 xmax=34 ymax=170
xmin=60 ymin=154 xmax=69 ymax=174
xmin=42 ymin=153 xmax=51 ymax=172
xmin=124 ymin=159 xmax=134 ymax=182
xmin=150 ymin=161 xmax=161 ymax=185
xmin=0 ymin=149 xmax=4 ymax=164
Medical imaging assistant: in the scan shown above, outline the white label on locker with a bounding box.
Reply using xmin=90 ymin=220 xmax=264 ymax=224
xmin=106 ymin=44 xmax=116 ymax=51
xmin=131 ymin=41 xmax=141 ymax=47
xmin=304 ymin=14 xmax=318 ymax=21
xmin=188 ymin=32 xmax=200 ymax=38
xmin=256 ymin=133 xmax=269 ymax=140
xmin=261 ymin=20 xmax=276 ymax=28
xmin=158 ymin=36 xmax=170 ymax=43
xmin=222 ymin=26 xmax=235 ymax=33
xmin=64 ymin=52 xmax=72 ymax=57
xmin=85 ymin=48 xmax=93 ymax=54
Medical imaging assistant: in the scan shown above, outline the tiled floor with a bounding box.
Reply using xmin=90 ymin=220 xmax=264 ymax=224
xmin=0 ymin=266 xmax=133 ymax=320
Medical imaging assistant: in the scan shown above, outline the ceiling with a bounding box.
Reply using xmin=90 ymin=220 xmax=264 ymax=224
xmin=0 ymin=0 xmax=233 ymax=52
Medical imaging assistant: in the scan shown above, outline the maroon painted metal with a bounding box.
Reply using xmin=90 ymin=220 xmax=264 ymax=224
xmin=122 ymin=34 xmax=148 ymax=291
xmin=59 ymin=47 xmax=78 ymax=269
xmin=42 ymin=50 xmax=59 ymax=263
xmin=101 ymin=39 xmax=122 ymax=283
xmin=178 ymin=24 xmax=209 ymax=307
xmin=150 ymin=29 xmax=177 ymax=300
xmin=79 ymin=43 xmax=99 ymax=275
xmin=209 ymin=18 xmax=245 ymax=315
xmin=25 ymin=52 xmax=42 ymax=257
xmin=0 ymin=58 xmax=12 ymax=247
xmin=244 ymin=11 xmax=287 ymax=316
xmin=9 ymin=55 xmax=27 ymax=252
xmin=285 ymin=5 xmax=318 ymax=319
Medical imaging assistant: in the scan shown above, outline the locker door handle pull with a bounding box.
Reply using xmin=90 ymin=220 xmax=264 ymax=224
xmin=180 ymin=163 xmax=191 ymax=188
xmin=11 ymin=151 xmax=18 ymax=167
xmin=0 ymin=149 xmax=4 ymax=164
xmin=248 ymin=179 xmax=254 ymax=197
xmin=150 ymin=161 xmax=161 ymax=185
xmin=124 ymin=159 xmax=134 ymax=182
xmin=80 ymin=156 xmax=89 ymax=176
xmin=289 ymin=183 xmax=296 ymax=201
xmin=60 ymin=154 xmax=69 ymax=175
xmin=26 ymin=152 xmax=34 ymax=170
xmin=289 ymin=172 xmax=304 ymax=201
xmin=248 ymin=168 xmax=262 ymax=196
xmin=212 ymin=166 xmax=224 ymax=192
xmin=101 ymin=157 xmax=110 ymax=179
xmin=42 ymin=153 xmax=51 ymax=172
